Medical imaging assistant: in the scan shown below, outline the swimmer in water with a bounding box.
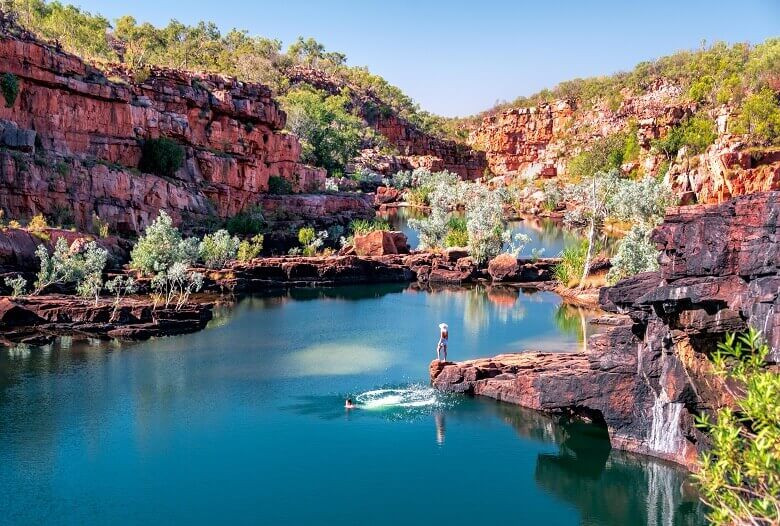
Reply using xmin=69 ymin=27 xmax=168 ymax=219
xmin=345 ymin=398 xmax=355 ymax=409
xmin=437 ymin=323 xmax=448 ymax=362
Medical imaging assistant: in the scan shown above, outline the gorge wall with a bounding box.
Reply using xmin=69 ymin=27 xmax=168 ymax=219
xmin=0 ymin=26 xmax=330 ymax=235
xmin=432 ymin=191 xmax=780 ymax=468
xmin=471 ymin=82 xmax=780 ymax=204
xmin=287 ymin=66 xmax=487 ymax=179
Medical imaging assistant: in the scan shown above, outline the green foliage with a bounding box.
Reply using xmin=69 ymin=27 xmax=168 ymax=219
xmin=225 ymin=206 xmax=265 ymax=236
xmin=129 ymin=211 xmax=198 ymax=276
xmin=27 ymin=213 xmax=48 ymax=231
xmin=138 ymin=138 xmax=185 ymax=177
xmin=444 ymin=215 xmax=468 ymax=248
xmin=652 ymin=115 xmax=718 ymax=158
xmin=1 ymin=73 xmax=19 ymax=108
xmin=4 ymin=274 xmax=27 ymax=297
xmin=294 ymin=227 xmax=327 ymax=256
xmin=733 ymin=88 xmax=780 ymax=144
xmin=694 ymin=330 xmax=780 ymax=526
xmin=349 ymin=218 xmax=390 ymax=236
xmin=553 ymin=240 xmax=589 ymax=287
xmin=198 ymin=229 xmax=239 ymax=269
xmin=280 ymin=87 xmax=364 ymax=174
xmin=150 ymin=262 xmax=204 ymax=310
xmin=91 ymin=213 xmax=110 ymax=238
xmin=267 ymin=175 xmax=293 ymax=195
xmin=104 ymin=275 xmax=138 ymax=320
xmin=567 ymin=133 xmax=631 ymax=181
xmin=605 ymin=225 xmax=659 ymax=284
xmin=237 ymin=234 xmax=264 ymax=262
xmin=34 ymin=237 xmax=107 ymax=300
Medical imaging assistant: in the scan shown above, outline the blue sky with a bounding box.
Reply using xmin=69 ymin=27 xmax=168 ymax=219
xmin=73 ymin=0 xmax=778 ymax=117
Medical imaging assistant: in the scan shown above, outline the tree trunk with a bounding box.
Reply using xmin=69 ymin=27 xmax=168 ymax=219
xmin=579 ymin=176 xmax=597 ymax=288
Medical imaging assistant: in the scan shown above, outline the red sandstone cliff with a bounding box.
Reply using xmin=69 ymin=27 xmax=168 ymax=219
xmin=471 ymin=81 xmax=780 ymax=204
xmin=0 ymin=28 xmax=330 ymax=234
xmin=287 ymin=66 xmax=487 ymax=179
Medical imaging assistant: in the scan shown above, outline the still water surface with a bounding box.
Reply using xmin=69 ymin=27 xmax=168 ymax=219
xmin=0 ymin=285 xmax=704 ymax=525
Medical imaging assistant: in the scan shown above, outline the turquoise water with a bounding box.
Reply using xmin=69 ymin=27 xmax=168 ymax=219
xmin=0 ymin=285 xmax=704 ymax=525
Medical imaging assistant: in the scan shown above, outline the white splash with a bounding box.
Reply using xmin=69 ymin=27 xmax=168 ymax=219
xmin=355 ymin=386 xmax=438 ymax=410
xmin=648 ymin=389 xmax=684 ymax=455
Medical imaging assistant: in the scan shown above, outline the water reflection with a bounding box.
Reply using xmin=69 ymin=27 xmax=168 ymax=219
xmin=485 ymin=400 xmax=706 ymax=526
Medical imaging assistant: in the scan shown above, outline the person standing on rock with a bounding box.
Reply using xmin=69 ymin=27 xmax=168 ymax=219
xmin=436 ymin=323 xmax=449 ymax=362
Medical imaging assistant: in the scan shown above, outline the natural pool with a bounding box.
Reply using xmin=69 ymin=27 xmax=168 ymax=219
xmin=0 ymin=285 xmax=704 ymax=525
xmin=379 ymin=206 xmax=615 ymax=256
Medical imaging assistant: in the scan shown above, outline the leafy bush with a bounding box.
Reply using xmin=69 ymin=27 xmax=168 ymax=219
xmin=694 ymin=330 xmax=780 ymax=526
xmin=1 ymin=73 xmax=19 ymax=108
xmin=4 ymin=275 xmax=27 ymax=297
xmin=350 ymin=218 xmax=390 ymax=236
xmin=294 ymin=227 xmax=328 ymax=256
xmin=653 ymin=115 xmax=718 ymax=158
xmin=406 ymin=186 xmax=433 ymax=207
xmin=280 ymin=87 xmax=364 ymax=174
xmin=444 ymin=215 xmax=468 ymax=247
xmin=465 ymin=185 xmax=507 ymax=264
xmin=605 ymin=226 xmax=659 ymax=284
xmin=104 ymin=275 xmax=138 ymax=320
xmin=129 ymin=211 xmax=198 ymax=276
xmin=226 ymin=206 xmax=265 ymax=236
xmin=34 ymin=237 xmax=108 ymax=300
xmin=267 ymin=176 xmax=293 ymax=195
xmin=138 ymin=138 xmax=185 ymax=177
xmin=199 ymin=229 xmax=239 ymax=269
xmin=237 ymin=234 xmax=264 ymax=262
xmin=567 ymin=133 xmax=630 ymax=181
xmin=733 ymin=88 xmax=780 ymax=144
xmin=27 ymin=213 xmax=49 ymax=231
xmin=91 ymin=213 xmax=110 ymax=238
xmin=553 ymin=240 xmax=589 ymax=287
xmin=150 ymin=262 xmax=204 ymax=310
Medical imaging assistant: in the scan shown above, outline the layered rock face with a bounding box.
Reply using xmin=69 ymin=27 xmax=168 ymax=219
xmin=0 ymin=29 xmax=328 ymax=234
xmin=287 ymin=66 xmax=487 ymax=179
xmin=471 ymin=81 xmax=780 ymax=204
xmin=432 ymin=191 xmax=780 ymax=468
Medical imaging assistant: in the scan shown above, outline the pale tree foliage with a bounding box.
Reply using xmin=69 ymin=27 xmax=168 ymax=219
xmin=4 ymin=274 xmax=26 ymax=297
xmin=199 ymin=229 xmax=239 ymax=269
xmin=130 ymin=211 xmax=198 ymax=276
xmin=151 ymin=262 xmax=204 ymax=310
xmin=465 ymin=185 xmax=509 ymax=264
xmin=104 ymin=275 xmax=138 ymax=321
xmin=34 ymin=238 xmax=108 ymax=301
xmin=564 ymin=170 xmax=676 ymax=286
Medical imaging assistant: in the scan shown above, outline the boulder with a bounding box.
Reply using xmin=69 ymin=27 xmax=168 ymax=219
xmin=488 ymin=253 xmax=519 ymax=281
xmin=353 ymin=230 xmax=409 ymax=256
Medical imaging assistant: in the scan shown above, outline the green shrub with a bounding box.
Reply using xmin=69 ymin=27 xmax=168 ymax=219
xmin=1 ymin=73 xmax=19 ymax=108
xmin=350 ymin=218 xmax=390 ymax=236
xmin=138 ymin=138 xmax=185 ymax=177
xmin=553 ymin=240 xmax=589 ymax=287
xmin=567 ymin=133 xmax=629 ymax=181
xmin=605 ymin=226 xmax=659 ymax=284
xmin=226 ymin=206 xmax=265 ymax=236
xmin=652 ymin=115 xmax=718 ymax=158
xmin=407 ymin=186 xmax=433 ymax=207
xmin=129 ymin=211 xmax=198 ymax=276
xmin=237 ymin=234 xmax=264 ymax=262
xmin=694 ymin=329 xmax=780 ymax=526
xmin=444 ymin=215 xmax=469 ymax=247
xmin=4 ymin=275 xmax=27 ymax=297
xmin=267 ymin=176 xmax=293 ymax=195
xmin=733 ymin=88 xmax=780 ymax=144
xmin=298 ymin=227 xmax=315 ymax=246
xmin=199 ymin=229 xmax=239 ymax=269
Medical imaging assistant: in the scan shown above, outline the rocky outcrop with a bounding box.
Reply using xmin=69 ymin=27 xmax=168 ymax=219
xmin=287 ymin=66 xmax=487 ymax=179
xmin=352 ymin=230 xmax=409 ymax=256
xmin=0 ymin=28 xmax=335 ymax=235
xmin=487 ymin=253 xmax=558 ymax=282
xmin=432 ymin=191 xmax=780 ymax=468
xmin=0 ymin=295 xmax=212 ymax=343
xmin=667 ymin=137 xmax=780 ymax=204
xmin=471 ymin=81 xmax=693 ymax=180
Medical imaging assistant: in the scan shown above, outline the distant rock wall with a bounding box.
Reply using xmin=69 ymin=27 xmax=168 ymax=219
xmin=287 ymin=66 xmax=487 ymax=179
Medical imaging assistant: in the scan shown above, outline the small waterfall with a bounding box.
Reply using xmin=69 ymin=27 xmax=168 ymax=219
xmin=648 ymin=390 xmax=684 ymax=455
